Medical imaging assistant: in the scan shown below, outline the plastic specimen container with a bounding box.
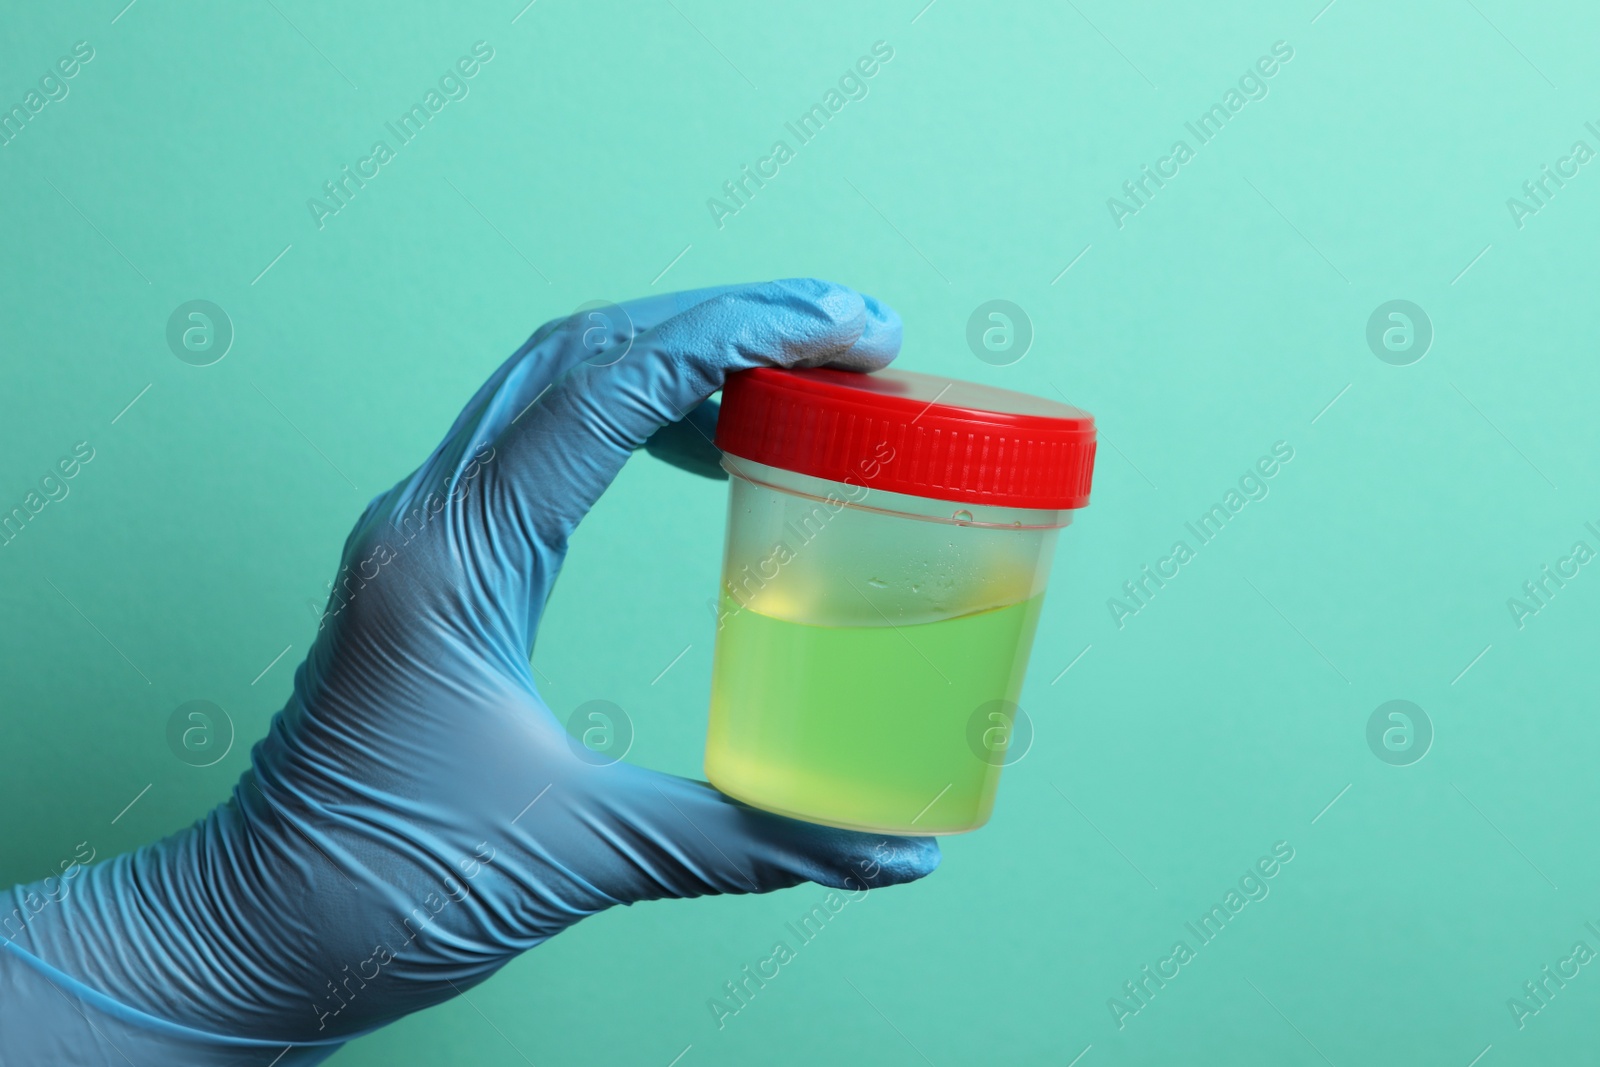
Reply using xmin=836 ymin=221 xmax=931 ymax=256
xmin=704 ymin=367 xmax=1097 ymax=834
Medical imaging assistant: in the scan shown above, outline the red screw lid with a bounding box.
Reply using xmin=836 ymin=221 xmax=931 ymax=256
xmin=715 ymin=367 xmax=1096 ymax=510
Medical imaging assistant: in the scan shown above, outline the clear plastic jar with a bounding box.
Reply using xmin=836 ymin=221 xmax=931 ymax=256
xmin=705 ymin=368 xmax=1096 ymax=834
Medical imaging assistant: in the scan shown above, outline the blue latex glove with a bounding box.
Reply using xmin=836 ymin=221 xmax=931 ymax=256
xmin=1 ymin=279 xmax=939 ymax=1065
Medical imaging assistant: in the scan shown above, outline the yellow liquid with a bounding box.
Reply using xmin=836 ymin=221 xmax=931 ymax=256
xmin=706 ymin=593 xmax=1043 ymax=834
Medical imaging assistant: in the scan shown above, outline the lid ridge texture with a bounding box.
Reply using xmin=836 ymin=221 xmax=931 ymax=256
xmin=715 ymin=367 xmax=1096 ymax=510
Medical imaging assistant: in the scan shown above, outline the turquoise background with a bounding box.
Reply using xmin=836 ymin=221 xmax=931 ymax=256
xmin=3 ymin=0 xmax=1598 ymax=1063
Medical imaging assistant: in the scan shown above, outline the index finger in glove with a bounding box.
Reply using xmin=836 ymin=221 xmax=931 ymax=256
xmin=466 ymin=278 xmax=900 ymax=653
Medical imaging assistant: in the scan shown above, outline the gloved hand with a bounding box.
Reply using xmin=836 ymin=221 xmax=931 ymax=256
xmin=0 ymin=279 xmax=939 ymax=1065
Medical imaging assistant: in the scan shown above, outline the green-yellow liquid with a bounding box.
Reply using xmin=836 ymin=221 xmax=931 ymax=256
xmin=706 ymin=593 xmax=1043 ymax=834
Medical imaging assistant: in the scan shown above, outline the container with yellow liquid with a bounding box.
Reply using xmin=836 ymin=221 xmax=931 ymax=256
xmin=706 ymin=367 xmax=1097 ymax=834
